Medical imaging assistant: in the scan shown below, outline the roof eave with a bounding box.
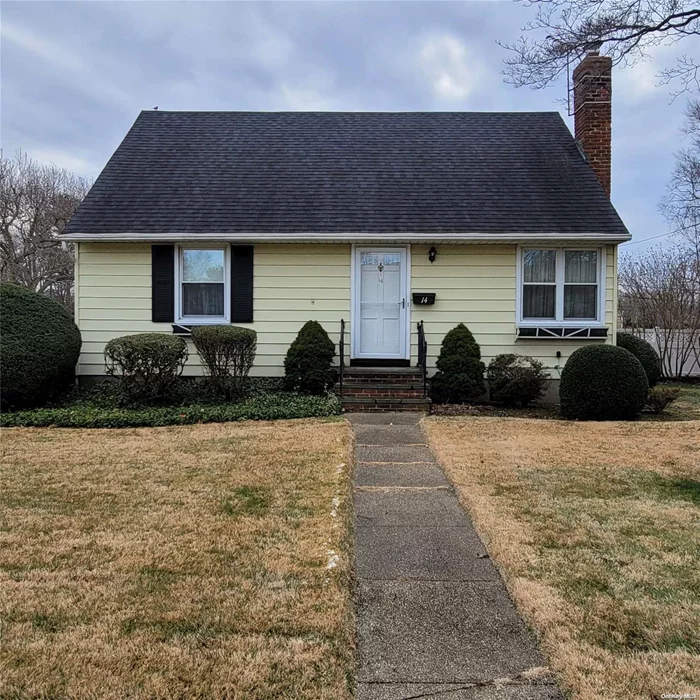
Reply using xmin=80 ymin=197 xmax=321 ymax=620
xmin=61 ymin=231 xmax=632 ymax=243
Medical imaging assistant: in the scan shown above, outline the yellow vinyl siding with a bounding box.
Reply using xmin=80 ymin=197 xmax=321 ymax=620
xmin=410 ymin=244 xmax=615 ymax=376
xmin=76 ymin=243 xmax=351 ymax=377
xmin=76 ymin=241 xmax=617 ymax=379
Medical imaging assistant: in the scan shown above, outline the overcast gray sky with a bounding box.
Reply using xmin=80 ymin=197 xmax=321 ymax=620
xmin=1 ymin=1 xmax=693 ymax=251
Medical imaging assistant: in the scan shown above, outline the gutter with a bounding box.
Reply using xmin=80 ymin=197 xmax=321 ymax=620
xmin=61 ymin=231 xmax=632 ymax=243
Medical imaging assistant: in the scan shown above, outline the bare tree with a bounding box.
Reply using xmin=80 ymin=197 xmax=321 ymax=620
xmin=662 ymin=100 xmax=700 ymax=248
xmin=501 ymin=1 xmax=700 ymax=261
xmin=619 ymin=245 xmax=700 ymax=378
xmin=500 ymin=1 xmax=699 ymax=95
xmin=0 ymin=151 xmax=90 ymax=311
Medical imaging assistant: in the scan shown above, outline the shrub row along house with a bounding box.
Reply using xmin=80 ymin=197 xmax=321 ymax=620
xmin=61 ymin=50 xmax=630 ymax=410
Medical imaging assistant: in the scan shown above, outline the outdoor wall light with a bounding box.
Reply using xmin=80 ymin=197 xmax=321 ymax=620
xmin=428 ymin=246 xmax=437 ymax=263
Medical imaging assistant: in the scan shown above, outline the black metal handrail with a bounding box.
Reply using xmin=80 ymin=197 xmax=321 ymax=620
xmin=339 ymin=318 xmax=346 ymax=397
xmin=417 ymin=320 xmax=428 ymax=398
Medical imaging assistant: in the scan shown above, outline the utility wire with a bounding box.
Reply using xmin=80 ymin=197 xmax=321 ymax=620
xmin=620 ymin=226 xmax=685 ymax=247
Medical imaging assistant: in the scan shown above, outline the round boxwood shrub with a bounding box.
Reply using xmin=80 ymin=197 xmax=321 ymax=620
xmin=284 ymin=321 xmax=336 ymax=395
xmin=191 ymin=325 xmax=257 ymax=399
xmin=616 ymin=331 xmax=662 ymax=387
xmin=0 ymin=283 xmax=82 ymax=409
xmin=487 ymin=354 xmax=549 ymax=407
xmin=559 ymin=344 xmax=649 ymax=420
xmin=431 ymin=323 xmax=485 ymax=404
xmin=105 ymin=333 xmax=188 ymax=404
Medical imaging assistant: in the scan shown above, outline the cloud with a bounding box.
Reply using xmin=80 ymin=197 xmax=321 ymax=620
xmin=31 ymin=149 xmax=99 ymax=180
xmin=0 ymin=18 xmax=132 ymax=109
xmin=614 ymin=40 xmax=685 ymax=103
xmin=279 ymin=83 xmax=333 ymax=111
xmin=0 ymin=0 xmax=692 ymax=248
xmin=418 ymin=33 xmax=483 ymax=102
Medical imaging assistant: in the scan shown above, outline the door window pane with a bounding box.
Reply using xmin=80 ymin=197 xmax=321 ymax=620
xmin=564 ymin=286 xmax=597 ymax=319
xmin=183 ymin=249 xmax=224 ymax=282
xmin=523 ymin=285 xmax=556 ymax=319
xmin=565 ymin=251 xmax=597 ymax=283
xmin=183 ymin=283 xmax=224 ymax=316
xmin=524 ymin=250 xmax=556 ymax=283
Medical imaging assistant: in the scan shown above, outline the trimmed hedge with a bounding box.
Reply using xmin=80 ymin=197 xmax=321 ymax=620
xmin=104 ymin=333 xmax=188 ymax=404
xmin=431 ymin=323 xmax=485 ymax=403
xmin=486 ymin=354 xmax=549 ymax=407
xmin=0 ymin=393 xmax=341 ymax=428
xmin=0 ymin=283 xmax=81 ymax=409
xmin=284 ymin=321 xmax=337 ymax=395
xmin=191 ymin=325 xmax=257 ymax=399
xmin=560 ymin=345 xmax=649 ymax=420
xmin=616 ymin=332 xmax=662 ymax=387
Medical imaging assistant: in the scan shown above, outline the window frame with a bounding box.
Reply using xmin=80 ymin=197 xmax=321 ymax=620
xmin=174 ymin=244 xmax=231 ymax=324
xmin=516 ymin=246 xmax=606 ymax=327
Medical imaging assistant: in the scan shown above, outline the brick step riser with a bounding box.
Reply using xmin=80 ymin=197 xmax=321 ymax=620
xmin=339 ymin=381 xmax=424 ymax=390
xmin=342 ymin=390 xmax=425 ymax=399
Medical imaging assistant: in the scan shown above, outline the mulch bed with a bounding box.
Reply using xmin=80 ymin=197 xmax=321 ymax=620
xmin=430 ymin=403 xmax=560 ymax=419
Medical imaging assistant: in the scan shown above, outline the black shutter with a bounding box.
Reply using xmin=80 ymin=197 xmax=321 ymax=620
xmin=231 ymin=245 xmax=254 ymax=323
xmin=151 ymin=245 xmax=175 ymax=322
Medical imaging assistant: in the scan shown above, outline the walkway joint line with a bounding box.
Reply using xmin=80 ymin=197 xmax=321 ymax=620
xmin=354 ymin=485 xmax=451 ymax=492
xmin=357 ymin=460 xmax=436 ymax=466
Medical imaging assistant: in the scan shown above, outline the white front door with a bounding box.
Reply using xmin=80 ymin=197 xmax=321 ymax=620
xmin=353 ymin=247 xmax=409 ymax=359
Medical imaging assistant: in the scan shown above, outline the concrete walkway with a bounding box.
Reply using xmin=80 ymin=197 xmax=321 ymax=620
xmin=349 ymin=413 xmax=561 ymax=700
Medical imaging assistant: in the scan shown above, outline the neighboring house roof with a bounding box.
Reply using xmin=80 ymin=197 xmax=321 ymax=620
xmin=64 ymin=110 xmax=630 ymax=240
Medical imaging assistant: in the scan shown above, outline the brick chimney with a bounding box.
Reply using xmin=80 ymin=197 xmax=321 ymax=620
xmin=573 ymin=48 xmax=612 ymax=196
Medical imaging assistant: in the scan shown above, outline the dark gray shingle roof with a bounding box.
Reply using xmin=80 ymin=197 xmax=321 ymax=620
xmin=65 ymin=111 xmax=628 ymax=237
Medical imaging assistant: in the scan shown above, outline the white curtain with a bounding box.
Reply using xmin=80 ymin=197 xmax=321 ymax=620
xmin=564 ymin=286 xmax=596 ymax=319
xmin=523 ymin=250 xmax=556 ymax=318
xmin=524 ymin=250 xmax=556 ymax=283
xmin=524 ymin=286 xmax=556 ymax=318
xmin=564 ymin=251 xmax=597 ymax=318
xmin=183 ymin=283 xmax=224 ymax=316
xmin=565 ymin=251 xmax=597 ymax=283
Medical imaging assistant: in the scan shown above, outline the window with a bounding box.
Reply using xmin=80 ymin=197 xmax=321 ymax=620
xmin=519 ymin=248 xmax=602 ymax=324
xmin=564 ymin=251 xmax=598 ymax=319
xmin=522 ymin=250 xmax=556 ymax=319
xmin=176 ymin=246 xmax=229 ymax=322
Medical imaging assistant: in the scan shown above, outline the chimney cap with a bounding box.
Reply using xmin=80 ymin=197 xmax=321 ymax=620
xmin=584 ymin=40 xmax=603 ymax=55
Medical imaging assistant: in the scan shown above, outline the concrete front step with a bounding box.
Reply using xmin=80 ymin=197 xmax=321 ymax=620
xmin=342 ymin=396 xmax=431 ymax=413
xmin=345 ymin=366 xmax=421 ymax=374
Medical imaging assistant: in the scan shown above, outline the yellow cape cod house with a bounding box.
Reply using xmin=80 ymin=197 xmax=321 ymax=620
xmin=62 ymin=51 xmax=629 ymax=407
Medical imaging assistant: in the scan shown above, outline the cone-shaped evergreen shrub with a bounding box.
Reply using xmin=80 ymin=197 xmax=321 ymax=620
xmin=560 ymin=344 xmax=648 ymax=420
xmin=616 ymin=332 xmax=662 ymax=387
xmin=431 ymin=323 xmax=485 ymax=403
xmin=284 ymin=321 xmax=337 ymax=395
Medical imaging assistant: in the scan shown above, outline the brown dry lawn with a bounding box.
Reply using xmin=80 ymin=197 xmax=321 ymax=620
xmin=0 ymin=419 xmax=353 ymax=699
xmin=425 ymin=416 xmax=700 ymax=700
